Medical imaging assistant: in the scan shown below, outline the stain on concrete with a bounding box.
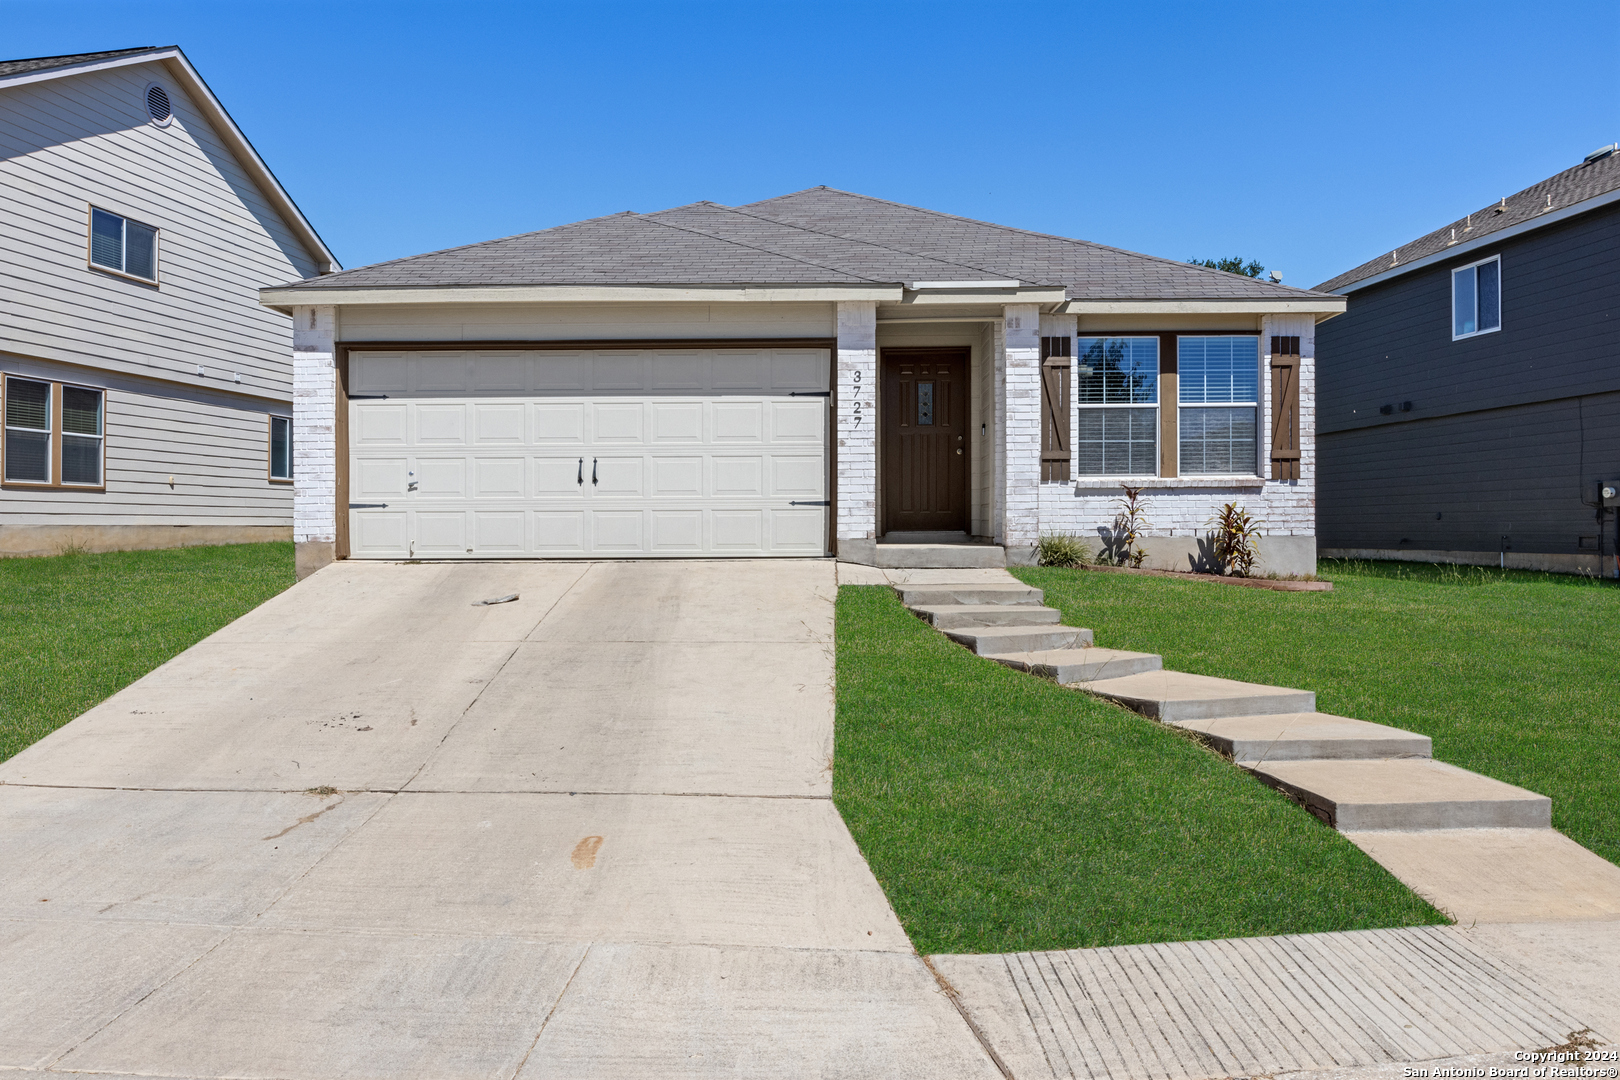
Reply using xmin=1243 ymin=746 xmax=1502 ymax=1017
xmin=570 ymin=835 xmax=604 ymax=869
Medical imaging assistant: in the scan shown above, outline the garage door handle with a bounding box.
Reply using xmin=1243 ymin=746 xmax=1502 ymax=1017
xmin=790 ymin=500 xmax=830 ymax=506
xmin=790 ymin=390 xmax=831 ymax=397
xmin=349 ymin=503 xmax=388 ymax=509
xmin=577 ymin=458 xmax=583 ymax=486
xmin=592 ymin=458 xmax=598 ymax=486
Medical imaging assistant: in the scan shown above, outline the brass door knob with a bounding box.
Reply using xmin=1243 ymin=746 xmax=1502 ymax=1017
xmin=956 ymin=448 xmax=963 ymax=455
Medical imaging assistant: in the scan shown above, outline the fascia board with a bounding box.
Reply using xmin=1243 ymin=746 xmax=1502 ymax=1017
xmin=1062 ymin=298 xmax=1346 ymax=315
xmin=258 ymin=283 xmax=904 ymax=311
xmin=1332 ymin=186 xmax=1620 ymax=295
xmin=0 ymin=48 xmax=340 ymax=274
xmin=897 ymin=287 xmax=1068 ymax=305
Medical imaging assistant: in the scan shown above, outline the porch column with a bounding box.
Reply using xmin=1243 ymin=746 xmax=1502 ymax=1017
xmin=1000 ymin=303 xmax=1041 ymax=561
xmin=834 ymin=300 xmax=878 ymax=562
xmin=292 ymin=304 xmax=337 ymax=580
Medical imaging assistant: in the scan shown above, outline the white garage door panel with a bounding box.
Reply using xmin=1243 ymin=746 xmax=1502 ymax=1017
xmin=349 ymin=348 xmax=828 ymax=558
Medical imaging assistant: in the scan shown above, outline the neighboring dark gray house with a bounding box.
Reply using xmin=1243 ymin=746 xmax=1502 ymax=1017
xmin=1314 ymin=145 xmax=1620 ymax=575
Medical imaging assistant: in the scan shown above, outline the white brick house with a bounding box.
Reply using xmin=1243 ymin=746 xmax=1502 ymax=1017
xmin=258 ymin=190 xmax=1343 ymax=579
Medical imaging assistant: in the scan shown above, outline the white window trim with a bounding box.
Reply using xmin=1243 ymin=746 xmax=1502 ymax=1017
xmin=1451 ymin=254 xmax=1501 ymax=341
xmin=1074 ymin=335 xmax=1161 ymax=478
xmin=86 ymin=204 xmax=161 ymax=286
xmin=1176 ymin=335 xmax=1261 ymax=478
xmin=1 ymin=375 xmax=106 ymax=489
xmin=3 ymin=374 xmax=52 ymax=486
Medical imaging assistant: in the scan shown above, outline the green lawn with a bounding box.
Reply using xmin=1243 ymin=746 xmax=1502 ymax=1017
xmin=0 ymin=542 xmax=295 ymax=762
xmin=1014 ymin=560 xmax=1620 ymax=867
xmin=834 ymin=585 xmax=1444 ymax=955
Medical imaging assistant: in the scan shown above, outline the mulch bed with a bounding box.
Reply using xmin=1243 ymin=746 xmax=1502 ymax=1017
xmin=1079 ymin=563 xmax=1333 ymax=592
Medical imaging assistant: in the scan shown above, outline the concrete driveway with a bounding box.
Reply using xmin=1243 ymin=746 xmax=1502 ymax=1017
xmin=0 ymin=560 xmax=1000 ymax=1079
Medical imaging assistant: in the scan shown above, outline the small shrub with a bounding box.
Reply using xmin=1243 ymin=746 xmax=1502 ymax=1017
xmin=1038 ymin=533 xmax=1092 ymax=568
xmin=1207 ymin=503 xmax=1262 ymax=577
xmin=1112 ymin=485 xmax=1152 ymax=568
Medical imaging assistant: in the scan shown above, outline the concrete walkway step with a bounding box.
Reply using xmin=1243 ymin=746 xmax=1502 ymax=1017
xmin=944 ymin=624 xmax=1094 ymax=655
xmin=873 ymin=544 xmax=1006 ymax=569
xmin=1248 ymin=758 xmax=1552 ymax=830
xmin=909 ymin=603 xmax=1062 ymax=630
xmin=1078 ymin=669 xmax=1315 ymax=722
xmin=1171 ymin=712 xmax=1433 ymax=762
xmin=985 ymin=647 xmax=1162 ymax=683
xmin=894 ymin=582 xmax=1043 ymax=607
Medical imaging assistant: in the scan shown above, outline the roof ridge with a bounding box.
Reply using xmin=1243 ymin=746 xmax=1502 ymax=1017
xmin=0 ymin=46 xmax=161 ymax=67
xmin=722 ymin=199 xmax=1039 ymax=284
xmin=637 ymin=207 xmax=885 ymax=283
xmin=750 ymin=187 xmax=1330 ymax=296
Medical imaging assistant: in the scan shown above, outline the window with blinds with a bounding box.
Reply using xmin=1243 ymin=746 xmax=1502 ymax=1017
xmin=1178 ymin=336 xmax=1259 ymax=475
xmin=1075 ymin=337 xmax=1158 ymax=475
xmin=3 ymin=376 xmax=104 ymax=487
xmin=89 ymin=207 xmax=159 ymax=282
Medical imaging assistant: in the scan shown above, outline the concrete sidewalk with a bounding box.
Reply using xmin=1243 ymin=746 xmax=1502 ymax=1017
xmin=0 ymin=560 xmax=1001 ymax=1079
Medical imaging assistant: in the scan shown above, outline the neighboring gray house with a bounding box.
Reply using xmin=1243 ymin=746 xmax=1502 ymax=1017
xmin=258 ymin=190 xmax=1344 ymax=579
xmin=1315 ymin=146 xmax=1620 ymax=575
xmin=1 ymin=47 xmax=337 ymax=556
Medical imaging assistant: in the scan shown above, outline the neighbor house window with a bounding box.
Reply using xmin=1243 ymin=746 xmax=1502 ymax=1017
xmin=269 ymin=415 xmax=292 ymax=481
xmin=1452 ymin=255 xmax=1500 ymax=339
xmin=89 ymin=207 xmax=159 ymax=282
xmin=1179 ymin=336 xmax=1259 ymax=475
xmin=3 ymin=376 xmax=104 ymax=487
xmin=1075 ymin=337 xmax=1158 ymax=475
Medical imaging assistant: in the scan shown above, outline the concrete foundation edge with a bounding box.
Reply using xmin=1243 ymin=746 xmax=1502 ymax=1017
xmin=1321 ymin=546 xmax=1616 ymax=577
xmin=835 ymin=538 xmax=877 ymax=565
xmin=295 ymin=540 xmax=337 ymax=581
xmin=0 ymin=524 xmax=292 ymax=558
xmin=1128 ymin=535 xmax=1317 ymax=577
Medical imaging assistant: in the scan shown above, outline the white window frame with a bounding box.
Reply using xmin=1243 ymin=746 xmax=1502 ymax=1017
xmin=1177 ymin=335 xmax=1261 ymax=478
xmin=268 ymin=414 xmax=293 ymax=483
xmin=1074 ymin=335 xmax=1161 ymax=478
xmin=87 ymin=205 xmax=161 ymax=285
xmin=3 ymin=375 xmax=53 ymax=485
xmin=1451 ymin=254 xmax=1501 ymax=341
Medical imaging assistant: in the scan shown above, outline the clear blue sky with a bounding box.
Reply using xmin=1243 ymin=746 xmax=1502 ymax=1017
xmin=6 ymin=1 xmax=1617 ymax=288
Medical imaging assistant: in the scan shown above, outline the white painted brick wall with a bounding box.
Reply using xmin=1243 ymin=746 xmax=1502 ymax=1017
xmin=1002 ymin=304 xmax=1041 ymax=545
xmin=291 ymin=305 xmax=336 ymax=545
xmin=1036 ymin=315 xmax=1318 ymax=543
xmin=835 ymin=301 xmax=877 ymax=541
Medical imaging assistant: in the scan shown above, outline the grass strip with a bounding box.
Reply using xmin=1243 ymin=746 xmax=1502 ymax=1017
xmin=834 ymin=584 xmax=1443 ymax=955
xmin=1014 ymin=559 xmax=1620 ymax=867
xmin=0 ymin=542 xmax=295 ymax=762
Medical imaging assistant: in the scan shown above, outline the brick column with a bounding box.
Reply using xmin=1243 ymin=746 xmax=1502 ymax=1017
xmin=292 ymin=304 xmax=337 ymax=579
xmin=835 ymin=300 xmax=878 ymax=563
xmin=1001 ymin=303 xmax=1041 ymax=561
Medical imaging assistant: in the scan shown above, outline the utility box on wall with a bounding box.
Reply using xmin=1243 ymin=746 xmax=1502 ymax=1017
xmin=1603 ymin=482 xmax=1620 ymax=509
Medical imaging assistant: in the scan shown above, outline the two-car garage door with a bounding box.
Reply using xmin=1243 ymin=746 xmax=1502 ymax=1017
xmin=347 ymin=348 xmax=829 ymax=559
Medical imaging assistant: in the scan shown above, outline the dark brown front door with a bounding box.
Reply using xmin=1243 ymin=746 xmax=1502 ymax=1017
xmin=882 ymin=348 xmax=969 ymax=534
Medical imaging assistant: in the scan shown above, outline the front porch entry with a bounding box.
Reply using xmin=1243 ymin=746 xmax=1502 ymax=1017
xmin=880 ymin=347 xmax=970 ymax=536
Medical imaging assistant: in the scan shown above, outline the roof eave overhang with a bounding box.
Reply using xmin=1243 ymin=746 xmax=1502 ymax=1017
xmin=1327 ymin=185 xmax=1620 ymax=296
xmin=890 ymin=286 xmax=1069 ymax=307
xmin=1061 ymin=298 xmax=1347 ymax=320
xmin=257 ymin=282 xmax=908 ymax=312
xmin=0 ymin=47 xmax=340 ymax=275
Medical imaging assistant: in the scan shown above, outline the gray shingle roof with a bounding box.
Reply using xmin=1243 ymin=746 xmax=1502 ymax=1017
xmin=0 ymin=47 xmax=161 ymax=79
xmin=275 ymin=188 xmax=1337 ymax=301
xmin=1316 ymin=148 xmax=1620 ymax=293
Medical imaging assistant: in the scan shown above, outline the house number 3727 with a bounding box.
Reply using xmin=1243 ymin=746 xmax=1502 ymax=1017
xmin=849 ymin=369 xmax=866 ymax=427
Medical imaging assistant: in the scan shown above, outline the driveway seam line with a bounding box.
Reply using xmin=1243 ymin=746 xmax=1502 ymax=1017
xmin=512 ymin=943 xmax=591 ymax=1079
xmin=400 ymin=563 xmax=593 ymax=792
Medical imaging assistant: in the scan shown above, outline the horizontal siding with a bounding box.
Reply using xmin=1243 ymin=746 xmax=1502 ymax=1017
xmin=1 ymin=353 xmax=292 ymax=527
xmin=1318 ymin=200 xmax=1620 ymax=436
xmin=336 ymin=301 xmax=837 ymax=342
xmin=0 ymin=61 xmax=315 ymax=397
xmin=1318 ymin=390 xmax=1620 ymax=554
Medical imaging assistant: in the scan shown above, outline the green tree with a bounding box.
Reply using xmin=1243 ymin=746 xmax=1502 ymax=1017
xmin=1189 ymin=257 xmax=1265 ymax=277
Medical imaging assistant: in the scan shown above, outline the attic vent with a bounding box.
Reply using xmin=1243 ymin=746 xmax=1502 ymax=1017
xmin=1583 ymin=143 xmax=1618 ymax=164
xmin=145 ymin=83 xmax=172 ymax=125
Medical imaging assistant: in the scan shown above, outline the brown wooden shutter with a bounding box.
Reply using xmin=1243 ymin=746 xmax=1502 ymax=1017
xmin=1270 ymin=335 xmax=1301 ymax=481
xmin=1040 ymin=336 xmax=1071 ymax=482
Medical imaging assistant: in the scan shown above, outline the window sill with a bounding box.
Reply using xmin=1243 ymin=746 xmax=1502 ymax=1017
xmin=1070 ymin=475 xmax=1265 ymax=490
xmin=87 ymin=262 xmax=159 ymax=287
xmin=269 ymin=477 xmax=293 ymax=485
xmin=2 ymin=482 xmax=107 ymax=492
xmin=1451 ymin=326 xmax=1500 ymax=342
